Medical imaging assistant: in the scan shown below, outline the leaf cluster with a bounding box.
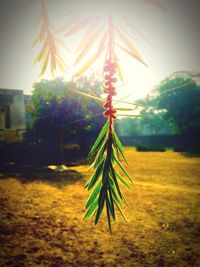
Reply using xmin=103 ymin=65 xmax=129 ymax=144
xmin=84 ymin=121 xmax=133 ymax=232
xmin=32 ymin=0 xmax=68 ymax=77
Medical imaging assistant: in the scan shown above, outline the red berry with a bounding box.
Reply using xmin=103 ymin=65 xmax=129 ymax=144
xmin=111 ymin=63 xmax=117 ymax=68
xmin=103 ymin=102 xmax=111 ymax=108
xmin=105 ymin=81 xmax=112 ymax=87
xmin=111 ymin=114 xmax=117 ymax=120
xmin=110 ymin=69 xmax=116 ymax=76
xmin=103 ymin=110 xmax=110 ymax=117
xmin=111 ymin=91 xmax=117 ymax=96
xmin=107 ymin=95 xmax=112 ymax=101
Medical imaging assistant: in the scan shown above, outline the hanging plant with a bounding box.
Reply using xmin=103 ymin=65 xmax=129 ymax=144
xmin=65 ymin=11 xmax=148 ymax=232
xmin=32 ymin=0 xmax=166 ymax=232
xmin=32 ymin=0 xmax=68 ymax=77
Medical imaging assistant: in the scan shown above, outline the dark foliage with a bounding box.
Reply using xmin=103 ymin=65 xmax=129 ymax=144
xmin=26 ymin=77 xmax=106 ymax=155
xmin=136 ymin=143 xmax=166 ymax=152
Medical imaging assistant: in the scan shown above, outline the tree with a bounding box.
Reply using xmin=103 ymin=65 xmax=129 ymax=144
xmin=27 ymin=77 xmax=105 ymax=152
xmin=137 ymin=96 xmax=176 ymax=135
xmin=116 ymin=118 xmax=142 ymax=136
xmin=155 ymin=73 xmax=200 ymax=135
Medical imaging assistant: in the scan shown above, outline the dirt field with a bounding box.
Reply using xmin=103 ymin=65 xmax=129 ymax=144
xmin=0 ymin=148 xmax=200 ymax=267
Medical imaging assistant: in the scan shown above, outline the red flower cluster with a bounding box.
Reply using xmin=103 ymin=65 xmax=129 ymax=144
xmin=103 ymin=59 xmax=117 ymax=130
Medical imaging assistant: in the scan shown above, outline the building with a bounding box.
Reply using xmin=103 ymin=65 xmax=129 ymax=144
xmin=0 ymin=89 xmax=26 ymax=143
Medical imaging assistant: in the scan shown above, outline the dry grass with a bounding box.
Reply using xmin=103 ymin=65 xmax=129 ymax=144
xmin=0 ymin=148 xmax=200 ymax=267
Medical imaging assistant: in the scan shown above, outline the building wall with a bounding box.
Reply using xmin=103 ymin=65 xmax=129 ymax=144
xmin=0 ymin=89 xmax=26 ymax=143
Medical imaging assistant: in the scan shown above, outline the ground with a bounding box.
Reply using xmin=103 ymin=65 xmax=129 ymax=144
xmin=0 ymin=148 xmax=200 ymax=267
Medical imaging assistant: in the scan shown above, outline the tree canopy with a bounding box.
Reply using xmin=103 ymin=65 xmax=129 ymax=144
xmin=26 ymin=76 xmax=106 ymax=146
xmin=155 ymin=73 xmax=200 ymax=135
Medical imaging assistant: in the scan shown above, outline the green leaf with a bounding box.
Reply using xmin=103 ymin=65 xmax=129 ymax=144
xmin=85 ymin=181 xmax=102 ymax=209
xmin=98 ymin=184 xmax=107 ymax=206
xmin=88 ymin=121 xmax=109 ymax=158
xmin=83 ymin=200 xmax=98 ymax=221
xmin=110 ymin=164 xmax=123 ymax=199
xmin=121 ymin=191 xmax=129 ymax=207
xmin=114 ymin=107 xmax=134 ymax=111
xmin=108 ymin=187 xmax=115 ymax=220
xmin=112 ymin=99 xmax=147 ymax=107
xmin=95 ymin=203 xmax=104 ymax=225
xmin=113 ymin=199 xmax=128 ymax=223
xmin=109 ymin=180 xmax=122 ymax=208
xmin=115 ymin=172 xmax=131 ymax=189
xmin=116 ymin=114 xmax=150 ymax=118
xmin=87 ymin=160 xmax=104 ymax=190
xmin=106 ymin=196 xmax=112 ymax=233
xmin=75 ymin=90 xmax=104 ymax=103
xmin=93 ymin=139 xmax=108 ymax=168
xmin=114 ymin=155 xmax=133 ymax=183
xmin=113 ymin=132 xmax=128 ymax=165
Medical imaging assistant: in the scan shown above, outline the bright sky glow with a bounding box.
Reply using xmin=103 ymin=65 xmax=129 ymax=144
xmin=0 ymin=0 xmax=199 ymax=101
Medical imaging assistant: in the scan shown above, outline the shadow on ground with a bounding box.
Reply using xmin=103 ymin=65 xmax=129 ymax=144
xmin=0 ymin=164 xmax=84 ymax=188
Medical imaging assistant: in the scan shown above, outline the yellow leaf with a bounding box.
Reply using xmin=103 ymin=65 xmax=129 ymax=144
xmin=47 ymin=31 xmax=57 ymax=55
xmin=74 ymin=47 xmax=105 ymax=76
xmin=54 ymin=35 xmax=71 ymax=53
xmin=56 ymin=55 xmax=68 ymax=69
xmin=75 ymin=91 xmax=104 ymax=103
xmin=143 ymin=0 xmax=167 ymax=10
xmin=39 ymin=53 xmax=49 ymax=77
xmin=116 ymin=43 xmax=148 ymax=67
xmin=56 ymin=15 xmax=79 ymax=34
xmin=113 ymin=99 xmax=148 ymax=107
xmin=56 ymin=57 xmax=66 ymax=73
xmin=114 ymin=53 xmax=124 ymax=81
xmin=64 ymin=17 xmax=92 ymax=37
xmin=115 ymin=26 xmax=147 ymax=66
xmin=39 ymin=23 xmax=46 ymax=41
xmin=31 ymin=33 xmax=40 ymax=48
xmin=75 ymin=25 xmax=104 ymax=65
xmin=76 ymin=18 xmax=100 ymax=52
xmin=34 ymin=12 xmax=42 ymax=30
xmin=51 ymin=55 xmax=56 ymax=77
xmin=123 ymin=17 xmax=151 ymax=45
xmin=74 ymin=56 xmax=95 ymax=76
xmin=33 ymin=42 xmax=47 ymax=64
xmin=97 ymin=30 xmax=108 ymax=55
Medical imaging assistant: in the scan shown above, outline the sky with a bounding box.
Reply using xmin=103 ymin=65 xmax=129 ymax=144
xmin=0 ymin=0 xmax=200 ymax=101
